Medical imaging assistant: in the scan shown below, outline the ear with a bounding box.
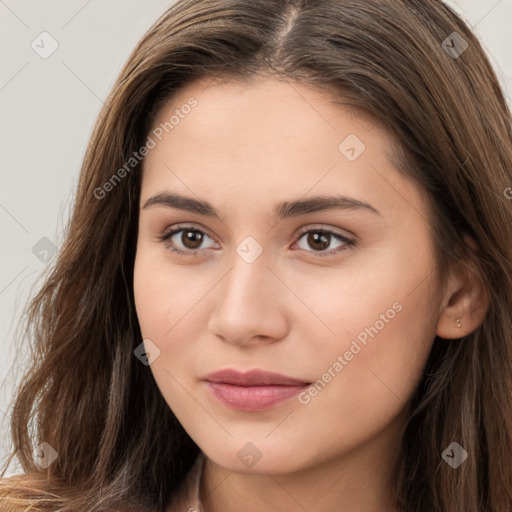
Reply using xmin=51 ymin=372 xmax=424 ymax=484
xmin=436 ymin=236 xmax=490 ymax=339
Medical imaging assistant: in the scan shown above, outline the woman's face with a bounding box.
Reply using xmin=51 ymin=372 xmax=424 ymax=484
xmin=133 ymin=76 xmax=444 ymax=474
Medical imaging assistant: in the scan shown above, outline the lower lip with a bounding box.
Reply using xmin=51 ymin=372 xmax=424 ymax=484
xmin=205 ymin=381 xmax=309 ymax=411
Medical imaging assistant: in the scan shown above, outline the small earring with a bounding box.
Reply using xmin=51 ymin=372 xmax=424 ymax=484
xmin=456 ymin=318 xmax=462 ymax=328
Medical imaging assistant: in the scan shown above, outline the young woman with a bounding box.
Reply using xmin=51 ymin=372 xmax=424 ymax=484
xmin=1 ymin=0 xmax=511 ymax=511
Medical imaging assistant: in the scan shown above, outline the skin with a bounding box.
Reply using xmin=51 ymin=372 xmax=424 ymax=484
xmin=133 ymin=76 xmax=489 ymax=512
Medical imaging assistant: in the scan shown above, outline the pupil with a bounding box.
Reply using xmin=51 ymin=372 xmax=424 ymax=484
xmin=308 ymin=232 xmax=329 ymax=251
xmin=183 ymin=230 xmax=203 ymax=249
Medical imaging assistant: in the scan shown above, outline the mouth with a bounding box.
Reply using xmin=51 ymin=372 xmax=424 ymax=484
xmin=203 ymin=369 xmax=311 ymax=411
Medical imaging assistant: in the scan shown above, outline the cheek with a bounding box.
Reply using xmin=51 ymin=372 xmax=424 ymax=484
xmin=293 ymin=231 xmax=439 ymax=394
xmin=133 ymin=243 xmax=218 ymax=399
xmin=133 ymin=242 xmax=208 ymax=338
xmin=290 ymin=276 xmax=438 ymax=459
xmin=133 ymin=246 xmax=207 ymax=425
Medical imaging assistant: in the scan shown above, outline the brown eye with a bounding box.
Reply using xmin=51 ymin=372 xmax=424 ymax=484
xmin=180 ymin=230 xmax=204 ymax=249
xmin=306 ymin=232 xmax=330 ymax=251
xmin=294 ymin=228 xmax=354 ymax=257
xmin=159 ymin=226 xmax=216 ymax=256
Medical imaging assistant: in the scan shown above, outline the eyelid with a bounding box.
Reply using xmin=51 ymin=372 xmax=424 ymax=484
xmin=294 ymin=223 xmax=354 ymax=240
xmin=158 ymin=222 xmax=215 ymax=241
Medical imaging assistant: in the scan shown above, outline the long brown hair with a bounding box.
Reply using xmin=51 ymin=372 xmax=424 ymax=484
xmin=1 ymin=1 xmax=512 ymax=510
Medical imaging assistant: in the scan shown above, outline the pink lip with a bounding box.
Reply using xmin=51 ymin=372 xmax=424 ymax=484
xmin=204 ymin=369 xmax=311 ymax=411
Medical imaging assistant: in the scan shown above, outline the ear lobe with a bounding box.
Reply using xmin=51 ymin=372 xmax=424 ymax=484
xmin=436 ymin=238 xmax=490 ymax=339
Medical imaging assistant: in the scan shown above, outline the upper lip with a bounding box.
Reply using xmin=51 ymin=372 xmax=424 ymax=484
xmin=204 ymin=369 xmax=310 ymax=386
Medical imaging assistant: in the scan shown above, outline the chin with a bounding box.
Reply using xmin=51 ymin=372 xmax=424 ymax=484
xmin=202 ymin=441 xmax=312 ymax=475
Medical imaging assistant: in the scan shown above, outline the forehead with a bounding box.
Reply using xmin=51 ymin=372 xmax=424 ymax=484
xmin=141 ymin=76 xmax=423 ymax=224
xmin=149 ymin=76 xmax=387 ymax=153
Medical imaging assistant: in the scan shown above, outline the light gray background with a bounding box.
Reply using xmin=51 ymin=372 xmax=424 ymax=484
xmin=1 ymin=0 xmax=511 ymax=476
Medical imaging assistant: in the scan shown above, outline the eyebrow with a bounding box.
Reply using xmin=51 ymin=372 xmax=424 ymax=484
xmin=142 ymin=192 xmax=381 ymax=219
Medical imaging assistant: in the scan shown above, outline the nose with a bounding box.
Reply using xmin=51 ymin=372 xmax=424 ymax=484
xmin=207 ymin=249 xmax=289 ymax=347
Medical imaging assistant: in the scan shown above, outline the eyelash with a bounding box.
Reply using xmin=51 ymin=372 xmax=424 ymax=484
xmin=157 ymin=224 xmax=355 ymax=259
